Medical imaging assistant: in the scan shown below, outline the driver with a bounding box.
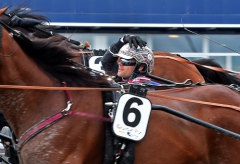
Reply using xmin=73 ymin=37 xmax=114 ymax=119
xmin=101 ymin=34 xmax=160 ymax=86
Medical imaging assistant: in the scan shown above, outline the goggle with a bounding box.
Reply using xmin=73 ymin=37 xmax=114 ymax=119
xmin=119 ymin=58 xmax=136 ymax=66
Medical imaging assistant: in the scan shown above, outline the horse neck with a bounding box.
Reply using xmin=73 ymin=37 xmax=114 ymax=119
xmin=153 ymin=52 xmax=205 ymax=83
xmin=0 ymin=27 xmax=67 ymax=137
xmin=0 ymin=28 xmax=105 ymax=163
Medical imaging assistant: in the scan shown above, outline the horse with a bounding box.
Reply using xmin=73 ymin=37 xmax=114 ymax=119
xmin=237 ymin=73 xmax=240 ymax=79
xmin=1 ymin=5 xmax=240 ymax=164
xmin=87 ymin=50 xmax=240 ymax=85
xmin=152 ymin=52 xmax=205 ymax=83
xmin=0 ymin=5 xmax=109 ymax=164
xmin=152 ymin=52 xmax=240 ymax=85
xmin=185 ymin=57 xmax=240 ymax=85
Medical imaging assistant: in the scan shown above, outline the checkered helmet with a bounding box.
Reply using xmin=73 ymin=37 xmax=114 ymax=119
xmin=114 ymin=43 xmax=154 ymax=73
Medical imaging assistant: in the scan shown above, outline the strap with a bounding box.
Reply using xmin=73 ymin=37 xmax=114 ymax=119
xmin=18 ymin=112 xmax=66 ymax=149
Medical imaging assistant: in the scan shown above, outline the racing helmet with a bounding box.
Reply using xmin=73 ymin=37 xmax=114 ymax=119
xmin=114 ymin=43 xmax=154 ymax=73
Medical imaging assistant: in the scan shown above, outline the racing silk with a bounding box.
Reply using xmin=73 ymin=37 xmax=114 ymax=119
xmin=128 ymin=76 xmax=161 ymax=86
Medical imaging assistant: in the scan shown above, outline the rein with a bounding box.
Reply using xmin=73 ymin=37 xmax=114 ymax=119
xmin=3 ymin=83 xmax=240 ymax=156
xmin=0 ymin=84 xmax=239 ymax=111
xmin=0 ymin=84 xmax=120 ymax=91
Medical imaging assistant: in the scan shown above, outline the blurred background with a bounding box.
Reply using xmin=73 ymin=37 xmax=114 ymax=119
xmin=2 ymin=0 xmax=240 ymax=71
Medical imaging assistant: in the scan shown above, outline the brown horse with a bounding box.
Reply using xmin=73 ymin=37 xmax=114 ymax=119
xmin=0 ymin=6 xmax=109 ymax=164
xmin=152 ymin=52 xmax=240 ymax=85
xmin=237 ymin=73 xmax=240 ymax=79
xmin=88 ymin=50 xmax=240 ymax=85
xmin=186 ymin=57 xmax=240 ymax=85
xmin=145 ymin=85 xmax=240 ymax=164
xmin=152 ymin=52 xmax=205 ymax=83
xmin=1 ymin=5 xmax=240 ymax=164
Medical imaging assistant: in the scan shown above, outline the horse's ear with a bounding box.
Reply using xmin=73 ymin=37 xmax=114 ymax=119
xmin=0 ymin=6 xmax=10 ymax=16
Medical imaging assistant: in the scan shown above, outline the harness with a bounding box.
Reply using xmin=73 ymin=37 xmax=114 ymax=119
xmin=227 ymin=84 xmax=240 ymax=92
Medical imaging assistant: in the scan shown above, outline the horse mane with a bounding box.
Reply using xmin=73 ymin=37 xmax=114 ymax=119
xmin=193 ymin=58 xmax=240 ymax=85
xmin=2 ymin=5 xmax=109 ymax=87
xmin=6 ymin=4 xmax=49 ymax=22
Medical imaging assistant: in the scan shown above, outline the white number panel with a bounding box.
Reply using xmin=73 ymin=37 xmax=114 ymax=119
xmin=88 ymin=56 xmax=105 ymax=73
xmin=113 ymin=93 xmax=152 ymax=141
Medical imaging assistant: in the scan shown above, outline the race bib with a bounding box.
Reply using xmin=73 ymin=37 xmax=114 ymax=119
xmin=88 ymin=56 xmax=105 ymax=73
xmin=113 ymin=93 xmax=151 ymax=141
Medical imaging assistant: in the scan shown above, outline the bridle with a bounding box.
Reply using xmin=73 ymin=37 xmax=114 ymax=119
xmin=0 ymin=30 xmax=18 ymax=57
xmin=0 ymin=14 xmax=22 ymax=57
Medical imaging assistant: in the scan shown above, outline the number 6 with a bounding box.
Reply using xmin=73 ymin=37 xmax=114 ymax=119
xmin=123 ymin=97 xmax=143 ymax=127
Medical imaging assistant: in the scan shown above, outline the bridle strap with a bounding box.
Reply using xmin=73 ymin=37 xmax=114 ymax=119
xmin=62 ymin=82 xmax=73 ymax=102
xmin=0 ymin=19 xmax=22 ymax=37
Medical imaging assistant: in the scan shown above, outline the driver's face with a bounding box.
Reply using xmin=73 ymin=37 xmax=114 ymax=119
xmin=117 ymin=58 xmax=136 ymax=79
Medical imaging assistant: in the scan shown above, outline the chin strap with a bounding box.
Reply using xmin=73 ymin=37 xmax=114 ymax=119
xmin=129 ymin=63 xmax=148 ymax=80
